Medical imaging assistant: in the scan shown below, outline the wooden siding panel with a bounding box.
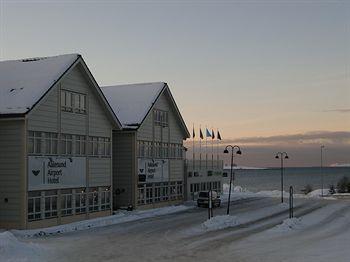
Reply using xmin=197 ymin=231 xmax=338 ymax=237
xmin=113 ymin=131 xmax=135 ymax=208
xmin=0 ymin=120 xmax=25 ymax=228
xmin=89 ymin=158 xmax=111 ymax=186
xmin=169 ymin=159 xmax=184 ymax=181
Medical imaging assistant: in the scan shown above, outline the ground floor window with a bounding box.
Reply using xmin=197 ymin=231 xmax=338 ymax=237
xmin=61 ymin=189 xmax=73 ymax=216
xmin=27 ymin=186 xmax=111 ymax=221
xmin=88 ymin=188 xmax=99 ymax=212
xmin=101 ymin=187 xmax=111 ymax=210
xmin=137 ymin=181 xmax=183 ymax=205
xmin=28 ymin=191 xmax=42 ymax=221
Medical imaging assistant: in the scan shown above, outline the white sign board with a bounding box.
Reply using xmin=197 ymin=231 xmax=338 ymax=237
xmin=138 ymin=159 xmax=169 ymax=183
xmin=28 ymin=156 xmax=86 ymax=190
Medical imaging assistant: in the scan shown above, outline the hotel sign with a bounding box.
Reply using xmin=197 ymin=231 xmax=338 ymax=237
xmin=28 ymin=156 xmax=86 ymax=190
xmin=138 ymin=159 xmax=169 ymax=183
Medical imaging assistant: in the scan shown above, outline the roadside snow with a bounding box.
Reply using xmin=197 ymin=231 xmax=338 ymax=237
xmin=273 ymin=217 xmax=303 ymax=232
xmin=13 ymin=205 xmax=192 ymax=238
xmin=0 ymin=231 xmax=46 ymax=262
xmin=202 ymin=215 xmax=239 ymax=231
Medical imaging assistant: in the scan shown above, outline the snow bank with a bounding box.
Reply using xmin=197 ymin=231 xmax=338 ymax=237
xmin=273 ymin=217 xmax=303 ymax=232
xmin=13 ymin=205 xmax=192 ymax=238
xmin=0 ymin=231 xmax=45 ymax=262
xmin=202 ymin=215 xmax=239 ymax=231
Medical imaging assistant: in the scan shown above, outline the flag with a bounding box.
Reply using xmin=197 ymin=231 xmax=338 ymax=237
xmin=199 ymin=128 xmax=204 ymax=139
xmin=217 ymin=130 xmax=222 ymax=140
xmin=211 ymin=129 xmax=215 ymax=139
xmin=192 ymin=127 xmax=195 ymax=138
xmin=206 ymin=128 xmax=211 ymax=137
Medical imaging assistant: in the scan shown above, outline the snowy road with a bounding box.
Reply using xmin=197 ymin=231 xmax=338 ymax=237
xmin=10 ymin=196 xmax=350 ymax=262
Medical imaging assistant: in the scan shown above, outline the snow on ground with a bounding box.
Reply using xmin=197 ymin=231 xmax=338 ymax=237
xmin=0 ymin=231 xmax=48 ymax=262
xmin=13 ymin=205 xmax=192 ymax=238
xmin=202 ymin=215 xmax=239 ymax=231
xmin=272 ymin=217 xmax=303 ymax=232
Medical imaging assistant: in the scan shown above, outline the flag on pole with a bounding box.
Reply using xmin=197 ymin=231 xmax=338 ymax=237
xmin=217 ymin=130 xmax=222 ymax=140
xmin=211 ymin=129 xmax=215 ymax=139
xmin=192 ymin=127 xmax=195 ymax=138
xmin=206 ymin=128 xmax=211 ymax=137
xmin=200 ymin=128 xmax=204 ymax=139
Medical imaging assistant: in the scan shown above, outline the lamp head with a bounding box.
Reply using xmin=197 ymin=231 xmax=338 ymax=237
xmin=224 ymin=149 xmax=229 ymax=154
xmin=275 ymin=155 xmax=279 ymax=159
xmin=285 ymin=155 xmax=289 ymax=159
xmin=236 ymin=150 xmax=242 ymax=155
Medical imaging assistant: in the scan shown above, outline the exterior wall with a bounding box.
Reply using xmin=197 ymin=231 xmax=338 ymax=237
xmin=112 ymin=131 xmax=136 ymax=209
xmin=0 ymin=119 xmax=26 ymax=229
xmin=22 ymin=62 xmax=114 ymax=229
xmin=186 ymin=160 xmax=224 ymax=201
xmin=135 ymin=90 xmax=187 ymax=208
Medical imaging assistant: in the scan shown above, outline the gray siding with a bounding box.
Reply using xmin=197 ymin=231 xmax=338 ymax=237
xmin=113 ymin=131 xmax=136 ymax=209
xmin=89 ymin=158 xmax=112 ymax=186
xmin=169 ymin=159 xmax=184 ymax=181
xmin=27 ymin=84 xmax=59 ymax=132
xmin=0 ymin=120 xmax=25 ymax=229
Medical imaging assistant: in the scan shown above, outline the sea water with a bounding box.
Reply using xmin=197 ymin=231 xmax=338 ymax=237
xmin=230 ymin=167 xmax=350 ymax=193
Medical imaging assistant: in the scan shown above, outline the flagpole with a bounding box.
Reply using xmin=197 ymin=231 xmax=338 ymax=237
xmin=199 ymin=125 xmax=202 ymax=170
xmin=205 ymin=126 xmax=208 ymax=171
xmin=211 ymin=127 xmax=214 ymax=170
xmin=192 ymin=123 xmax=195 ymax=172
xmin=216 ymin=128 xmax=219 ymax=169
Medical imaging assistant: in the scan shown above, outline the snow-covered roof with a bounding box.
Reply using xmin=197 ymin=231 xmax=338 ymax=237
xmin=0 ymin=54 xmax=79 ymax=115
xmin=101 ymin=82 xmax=166 ymax=128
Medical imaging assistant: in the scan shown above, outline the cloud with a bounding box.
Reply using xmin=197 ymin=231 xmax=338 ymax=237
xmin=324 ymin=108 xmax=350 ymax=113
xmin=219 ymin=131 xmax=350 ymax=147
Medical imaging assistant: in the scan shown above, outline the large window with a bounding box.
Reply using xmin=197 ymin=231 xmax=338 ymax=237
xmin=28 ymin=191 xmax=42 ymax=221
xmin=154 ymin=109 xmax=168 ymax=127
xmin=88 ymin=188 xmax=99 ymax=212
xmin=75 ymin=189 xmax=87 ymax=214
xmin=61 ymin=189 xmax=73 ymax=216
xmin=137 ymin=141 xmax=152 ymax=158
xmin=44 ymin=190 xmax=58 ymax=219
xmin=88 ymin=136 xmax=111 ymax=157
xmin=100 ymin=188 xmax=111 ymax=211
xmin=61 ymin=90 xmax=86 ymax=114
xmin=44 ymin=132 xmax=58 ymax=154
xmin=137 ymin=181 xmax=183 ymax=205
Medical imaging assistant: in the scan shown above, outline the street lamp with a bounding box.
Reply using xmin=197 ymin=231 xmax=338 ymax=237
xmin=275 ymin=152 xmax=289 ymax=203
xmin=224 ymin=145 xmax=242 ymax=215
xmin=321 ymin=145 xmax=325 ymax=197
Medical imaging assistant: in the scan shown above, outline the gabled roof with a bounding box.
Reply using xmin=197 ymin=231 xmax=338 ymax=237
xmin=0 ymin=54 xmax=79 ymax=115
xmin=0 ymin=54 xmax=121 ymax=128
xmin=101 ymin=82 xmax=190 ymax=138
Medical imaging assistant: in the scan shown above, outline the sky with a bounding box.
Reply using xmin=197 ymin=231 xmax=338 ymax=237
xmin=0 ymin=0 xmax=349 ymax=167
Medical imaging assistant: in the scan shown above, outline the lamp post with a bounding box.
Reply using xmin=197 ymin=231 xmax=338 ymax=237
xmin=321 ymin=145 xmax=325 ymax=197
xmin=275 ymin=152 xmax=289 ymax=203
xmin=224 ymin=145 xmax=242 ymax=215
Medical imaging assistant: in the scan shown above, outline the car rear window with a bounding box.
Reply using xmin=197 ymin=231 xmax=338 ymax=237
xmin=199 ymin=192 xmax=208 ymax=198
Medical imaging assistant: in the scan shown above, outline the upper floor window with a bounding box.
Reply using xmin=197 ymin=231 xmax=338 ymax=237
xmin=154 ymin=109 xmax=168 ymax=127
xmin=61 ymin=90 xmax=86 ymax=114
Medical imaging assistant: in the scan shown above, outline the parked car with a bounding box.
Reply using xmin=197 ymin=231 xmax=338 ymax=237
xmin=197 ymin=191 xmax=221 ymax=208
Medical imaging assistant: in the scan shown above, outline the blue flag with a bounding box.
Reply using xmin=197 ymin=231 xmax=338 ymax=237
xmin=206 ymin=129 xmax=211 ymax=137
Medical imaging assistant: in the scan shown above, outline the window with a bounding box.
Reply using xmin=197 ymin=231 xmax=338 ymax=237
xmin=154 ymin=142 xmax=161 ymax=158
xmin=28 ymin=191 xmax=41 ymax=221
xmin=101 ymin=188 xmax=111 ymax=210
xmin=75 ymin=189 xmax=87 ymax=214
xmin=60 ymin=134 xmax=72 ymax=155
xmin=61 ymin=189 xmax=73 ymax=216
xmin=28 ymin=131 xmax=43 ymax=154
xmin=61 ymin=90 xmax=86 ymax=114
xmin=137 ymin=141 xmax=152 ymax=157
xmin=88 ymin=188 xmax=99 ymax=212
xmin=43 ymin=132 xmax=58 ymax=154
xmin=75 ymin=135 xmax=86 ymax=155
xmin=88 ymin=136 xmax=111 ymax=157
xmin=154 ymin=109 xmax=168 ymax=127
xmin=44 ymin=190 xmax=58 ymax=219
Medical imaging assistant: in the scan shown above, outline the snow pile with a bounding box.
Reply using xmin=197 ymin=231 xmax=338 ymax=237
xmin=273 ymin=217 xmax=303 ymax=232
xmin=0 ymin=231 xmax=44 ymax=262
xmin=202 ymin=215 xmax=239 ymax=231
xmin=14 ymin=205 xmax=192 ymax=237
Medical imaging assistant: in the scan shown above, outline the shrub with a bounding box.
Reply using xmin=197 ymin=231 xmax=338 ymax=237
xmin=302 ymin=184 xmax=313 ymax=195
xmin=336 ymin=177 xmax=350 ymax=193
xmin=329 ymin=184 xmax=336 ymax=195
